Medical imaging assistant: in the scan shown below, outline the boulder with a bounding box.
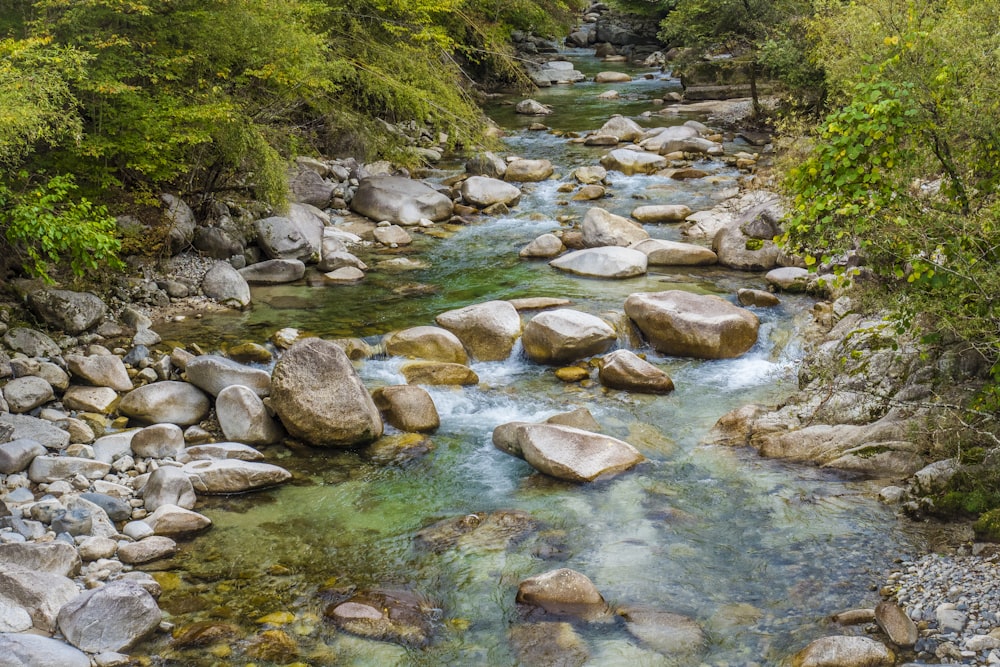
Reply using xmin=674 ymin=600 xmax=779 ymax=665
xmin=119 ymin=381 xmax=211 ymax=426
xmin=874 ymin=601 xmax=917 ymax=647
xmin=600 ymin=148 xmax=667 ymax=175
xmin=201 ymin=261 xmax=251 ymax=309
xmin=550 ymin=247 xmax=647 ymax=279
xmin=435 ymin=300 xmax=522 ymax=362
xmin=289 ymin=168 xmax=334 ymax=208
xmin=2 ymin=377 xmax=53 ymax=413
xmin=384 ymin=326 xmax=468 ymax=364
xmin=130 ymin=423 xmax=185 ymax=459
xmin=65 ymin=354 xmax=132 ymax=392
xmin=712 ymin=217 xmax=783 ymax=272
xmin=239 ymin=259 xmax=306 ymax=284
xmin=414 ymin=509 xmax=537 ymax=553
xmin=372 ymin=224 xmax=411 ymax=247
xmin=270 ymin=338 xmax=383 ymax=447
xmin=598 ymin=349 xmax=674 ymax=394
xmin=573 ymin=166 xmax=607 ymax=184
xmin=184 ymin=442 xmax=265 ymax=461
xmin=465 ymin=151 xmax=507 ymax=178
xmin=26 ymin=289 xmax=106 ymax=335
xmin=324 ymin=266 xmax=365 ymax=283
xmin=183 ymin=459 xmax=291 ymax=493
xmin=184 ymin=354 xmax=271 ymax=398
xmin=737 ymin=288 xmax=780 ymax=307
xmin=505 ymin=159 xmax=554 ymax=183
xmin=0 ymin=439 xmax=46 ymax=474
xmin=0 ymin=632 xmax=91 ymax=667
xmin=161 ymin=193 xmax=197 ymax=254
xmin=631 ymin=204 xmax=692 ymax=223
xmin=0 ymin=569 xmax=79 ymax=633
xmin=630 ymin=238 xmax=717 ymax=266
xmin=400 ymin=361 xmax=479 ymax=386
xmin=516 ymin=568 xmax=610 ymax=621
xmin=619 ymin=607 xmax=706 ymax=657
xmin=57 ymin=581 xmax=161 ymax=653
xmin=580 ymin=207 xmax=649 ymax=248
xmin=594 ymin=71 xmax=631 ymax=84
xmin=28 ymin=455 xmax=111 ymax=483
xmin=520 ymin=233 xmax=566 ymax=259
xmin=371 ymin=385 xmax=440 ymax=433
xmin=2 ymin=328 xmax=60 ymax=358
xmin=0 ymin=414 xmax=69 ymax=450
xmin=117 ymin=535 xmax=177 ymax=565
xmin=461 ymin=176 xmax=521 ymax=208
xmin=515 ymin=99 xmax=553 ymax=115
xmin=509 ymin=622 xmax=589 ymax=666
xmin=790 ymin=635 xmax=894 ymax=667
xmin=0 ymin=542 xmax=81 ymax=577
xmin=62 ymin=386 xmax=118 ymax=414
xmin=766 ymin=266 xmax=810 ymax=292
xmin=624 ymin=290 xmax=759 ymax=359
xmin=141 ymin=466 xmax=197 ymax=511
xmin=522 ymin=309 xmax=617 ymax=365
xmin=498 ymin=422 xmax=644 ymax=482
xmin=92 ymin=431 xmax=135 ymax=464
xmin=350 ymin=176 xmax=453 ymax=225
xmin=254 ymin=216 xmax=313 ymax=262
xmin=216 ymin=385 xmax=285 ymax=445
xmin=325 ymin=589 xmax=437 ymax=647
xmin=142 ymin=503 xmax=212 ymax=535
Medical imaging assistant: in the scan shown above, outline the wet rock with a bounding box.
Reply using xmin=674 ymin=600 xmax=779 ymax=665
xmin=619 ymin=607 xmax=706 ymax=657
xmin=573 ymin=165 xmax=607 ymax=184
xmin=201 ymin=261 xmax=251 ymax=309
xmin=142 ymin=503 xmax=212 ymax=535
xmin=737 ymin=288 xmax=780 ymax=307
xmin=2 ymin=328 xmax=60 ymax=358
xmin=499 ymin=422 xmax=644 ymax=482
xmin=599 ymin=148 xmax=667 ymax=175
xmin=581 ymin=207 xmax=649 ymax=248
xmin=550 ymin=246 xmax=647 ymax=279
xmin=350 ymin=175 xmax=453 ymax=225
xmin=520 ymin=233 xmax=566 ymax=259
xmin=182 ymin=459 xmax=291 ymax=493
xmin=270 ymin=338 xmax=383 ymax=447
xmin=216 ymin=385 xmax=285 ymax=446
xmin=27 ymin=288 xmax=106 ymax=335
xmin=324 ymin=266 xmax=365 ymax=284
xmin=435 ymin=300 xmax=522 ymax=362
xmin=0 ymin=632 xmax=91 ymax=667
xmin=0 ymin=568 xmax=79 ymax=632
xmin=65 ymin=354 xmax=132 ymax=392
xmin=400 ymin=361 xmax=479 ymax=386
xmin=598 ymin=349 xmax=674 ymax=393
xmin=515 ymin=99 xmax=553 ymax=115
xmin=28 ymin=455 xmax=111 ymax=483
xmin=630 ymin=238 xmax=717 ymax=266
xmin=0 ymin=439 xmax=46 ymax=474
xmin=631 ymin=204 xmax=692 ymax=223
xmin=3 ymin=376 xmax=54 ymax=414
xmin=170 ymin=620 xmax=241 ymax=648
xmin=790 ymin=635 xmax=894 ymax=667
xmin=239 ymin=259 xmax=306 ymax=284
xmin=594 ymin=115 xmax=642 ymax=142
xmin=509 ymin=622 xmax=589 ymax=667
xmin=384 ymin=326 xmax=469 ymax=364
xmin=326 ymin=589 xmax=437 ymax=647
xmin=119 ymin=381 xmax=211 ymax=426
xmin=625 ymin=290 xmax=759 ymax=359
xmin=516 ymin=568 xmax=610 ymax=621
xmin=572 ymin=184 xmax=605 ymax=200
xmin=874 ymin=600 xmax=917 ymax=647
xmin=522 ymin=309 xmax=617 ymax=365
xmin=372 ymin=385 xmax=440 ymax=433
xmin=141 ymin=466 xmax=197 ymax=511
xmin=505 ymin=158 xmax=555 ymax=182
xmin=546 ymin=407 xmax=602 ymax=432
xmin=130 ymin=423 xmax=185 ymax=459
xmin=184 ymin=354 xmax=271 ymax=398
xmin=461 ymin=176 xmax=521 ymax=208
xmin=246 ymin=629 xmax=299 ymax=662
xmin=58 ymin=581 xmax=161 ymax=653
xmin=414 ymin=509 xmax=537 ymax=553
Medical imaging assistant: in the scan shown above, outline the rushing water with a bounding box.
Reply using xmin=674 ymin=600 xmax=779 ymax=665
xmin=139 ymin=51 xmax=929 ymax=666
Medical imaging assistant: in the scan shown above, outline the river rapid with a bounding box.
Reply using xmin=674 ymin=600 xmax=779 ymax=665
xmin=139 ymin=51 xmax=931 ymax=666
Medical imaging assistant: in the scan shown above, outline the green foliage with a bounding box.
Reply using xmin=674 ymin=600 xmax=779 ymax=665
xmin=974 ymin=508 xmax=1000 ymax=542
xmin=0 ymin=172 xmax=123 ymax=283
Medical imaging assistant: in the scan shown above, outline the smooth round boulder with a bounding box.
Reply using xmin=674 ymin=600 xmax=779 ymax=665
xmin=500 ymin=423 xmax=645 ymax=482
xmin=57 ymin=581 xmax=161 ymax=653
xmin=373 ymin=224 xmax=412 ymax=246
xmin=504 ymin=159 xmax=554 ymax=183
xmin=254 ymin=216 xmax=313 ymax=261
xmin=594 ymin=71 xmax=631 ymax=84
xmin=0 ymin=632 xmax=91 ymax=667
xmin=27 ymin=289 xmax=106 ymax=335
xmin=766 ymin=266 xmax=810 ymax=292
xmin=593 ymin=115 xmax=642 ymax=142
xmin=184 ymin=354 xmax=271 ymax=398
xmin=2 ymin=376 xmax=54 ymax=414
xmin=350 ymin=175 xmax=453 ymax=225
xmin=270 ymin=338 xmax=383 ymax=447
xmin=201 ymin=261 xmax=251 ymax=309
xmin=435 ymin=300 xmax=522 ymax=362
xmin=65 ymin=354 xmax=133 ymax=392
xmin=515 ymin=99 xmax=553 ymax=115
xmin=630 ymin=238 xmax=717 ymax=266
xmin=130 ymin=423 xmax=186 ymax=459
xmin=371 ymin=385 xmax=440 ymax=433
xmin=141 ymin=466 xmax=197 ymax=511
xmin=461 ymin=176 xmax=521 ymax=208
xmin=182 ymin=459 xmax=292 ymax=493
xmin=142 ymin=503 xmax=212 ymax=535
xmin=0 ymin=438 xmax=46 ymax=474
xmin=581 ymin=207 xmax=649 ymax=248
xmin=624 ymin=290 xmax=759 ymax=359
xmin=520 ymin=233 xmax=565 ymax=259
xmin=400 ymin=361 xmax=479 ymax=386
xmin=516 ymin=568 xmax=610 ymax=621
xmin=573 ymin=165 xmax=607 ymax=184
xmin=599 ymin=149 xmax=667 ymax=175
xmin=598 ymin=349 xmax=674 ymax=394
xmin=737 ymin=288 xmax=780 ymax=307
xmin=631 ymin=204 xmax=692 ymax=223
xmin=117 ymin=535 xmax=177 ymax=565
xmin=522 ymin=309 xmax=617 ymax=365
xmin=118 ymin=381 xmax=211 ymax=426
xmin=384 ymin=326 xmax=468 ymax=364
xmin=216 ymin=384 xmax=285 ymax=446
xmin=790 ymin=635 xmax=894 ymax=667
xmin=550 ymin=247 xmax=647 ymax=279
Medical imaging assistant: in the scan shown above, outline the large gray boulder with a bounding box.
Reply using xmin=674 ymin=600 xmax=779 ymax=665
xmin=435 ymin=301 xmax=522 ymax=362
xmin=28 ymin=455 xmax=111 ymax=483
xmin=599 ymin=148 xmax=667 ymax=175
xmin=461 ymin=176 xmax=521 ymax=208
xmin=624 ymin=291 xmax=759 ymax=359
xmin=350 ymin=176 xmax=453 ymax=225
xmin=465 ymin=152 xmax=507 ymax=178
xmin=216 ymin=384 xmax=285 ymax=445
xmin=270 ymin=338 xmax=383 ymax=446
xmin=581 ymin=207 xmax=649 ymax=248
xmin=142 ymin=503 xmax=211 ymax=535
xmin=497 ymin=422 xmax=644 ymax=482
xmin=0 ymin=632 xmax=91 ymax=667
xmin=0 ymin=569 xmax=79 ymax=633
xmin=161 ymin=193 xmax=197 ymax=255
xmin=2 ymin=377 xmax=53 ymax=414
xmin=118 ymin=381 xmax=211 ymax=426
xmin=515 ymin=99 xmax=553 ymax=116
xmin=0 ymin=439 xmax=46 ymax=474
xmin=141 ymin=466 xmax=197 ymax=511
xmin=712 ymin=224 xmax=782 ymax=271
xmin=26 ymin=289 xmax=106 ymax=335
xmin=0 ymin=542 xmax=81 ymax=577
xmin=598 ymin=349 xmax=675 ymax=394
xmin=384 ymin=326 xmax=469 ymax=364
xmin=201 ymin=261 xmax=251 ymax=309
xmin=550 ymin=247 xmax=647 ymax=279
xmin=2 ymin=328 xmax=59 ymax=358
xmin=57 ymin=581 xmax=161 ymax=653
xmin=289 ymin=168 xmax=334 ymax=208
xmin=504 ymin=159 xmax=554 ymax=183
xmin=184 ymin=354 xmax=271 ymax=398
xmin=255 ymin=216 xmax=313 ymax=261
xmin=130 ymin=423 xmax=185 ymax=459
xmin=522 ymin=309 xmax=617 ymax=365
xmin=65 ymin=354 xmax=132 ymax=392
xmin=630 ymin=238 xmax=717 ymax=266
xmin=182 ymin=459 xmax=292 ymax=494
xmin=0 ymin=414 xmax=69 ymax=450
xmin=593 ymin=115 xmax=643 ymax=142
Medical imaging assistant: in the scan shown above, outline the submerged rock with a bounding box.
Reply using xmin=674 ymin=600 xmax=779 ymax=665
xmin=325 ymin=589 xmax=438 ymax=647
xmin=414 ymin=509 xmax=537 ymax=553
xmin=790 ymin=635 xmax=894 ymax=667
xmin=509 ymin=622 xmax=589 ymax=667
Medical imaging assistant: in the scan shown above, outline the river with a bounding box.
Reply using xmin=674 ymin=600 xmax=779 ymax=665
xmin=138 ymin=50 xmax=928 ymax=666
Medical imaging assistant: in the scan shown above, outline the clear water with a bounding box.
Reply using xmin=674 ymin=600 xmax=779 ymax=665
xmin=139 ymin=51 xmax=927 ymax=666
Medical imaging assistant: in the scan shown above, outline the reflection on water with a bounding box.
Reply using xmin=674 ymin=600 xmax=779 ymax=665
xmin=140 ymin=51 xmax=927 ymax=666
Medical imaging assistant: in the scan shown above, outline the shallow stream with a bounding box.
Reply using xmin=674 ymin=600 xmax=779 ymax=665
xmin=139 ymin=51 xmax=929 ymax=666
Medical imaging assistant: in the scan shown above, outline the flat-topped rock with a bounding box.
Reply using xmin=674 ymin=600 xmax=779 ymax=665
xmin=184 ymin=354 xmax=271 ymax=398
xmin=600 ymin=148 xmax=667 ymax=175
xmin=630 ymin=238 xmax=717 ymax=266
xmin=350 ymin=175 xmax=453 ymax=225
xmin=522 ymin=309 xmax=617 ymax=365
xmin=496 ymin=422 xmax=644 ymax=482
xmin=550 ymin=247 xmax=647 ymax=279
xmin=183 ymin=459 xmax=292 ymax=494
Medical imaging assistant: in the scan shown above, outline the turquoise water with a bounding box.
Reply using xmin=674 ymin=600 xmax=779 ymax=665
xmin=139 ymin=51 xmax=927 ymax=666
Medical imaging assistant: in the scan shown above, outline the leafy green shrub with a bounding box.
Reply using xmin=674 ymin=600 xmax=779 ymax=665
xmin=973 ymin=509 xmax=1000 ymax=542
